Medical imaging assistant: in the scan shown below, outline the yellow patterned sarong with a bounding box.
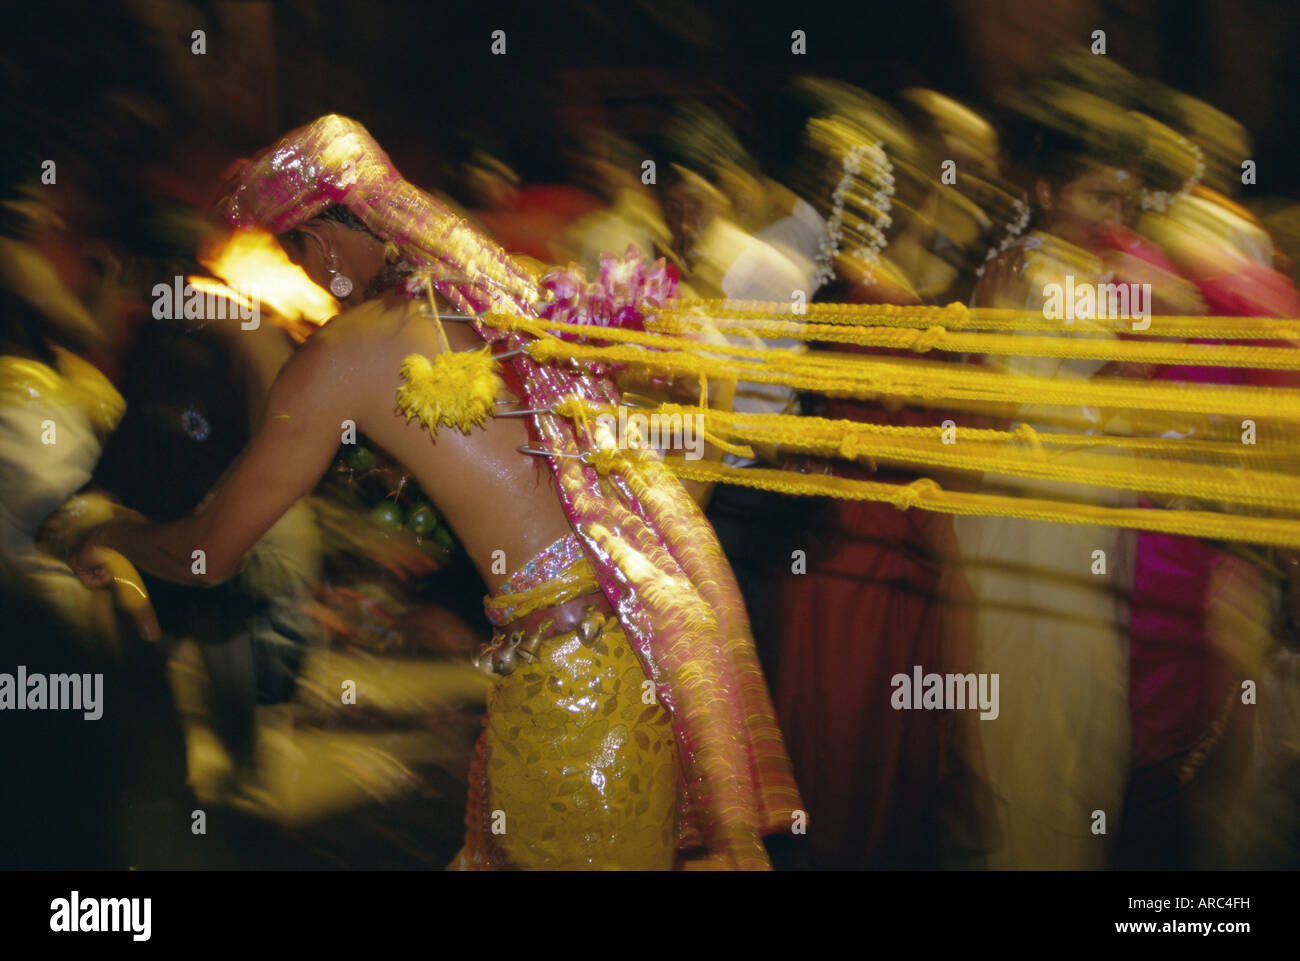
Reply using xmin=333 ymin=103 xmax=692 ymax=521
xmin=459 ymin=534 xmax=679 ymax=869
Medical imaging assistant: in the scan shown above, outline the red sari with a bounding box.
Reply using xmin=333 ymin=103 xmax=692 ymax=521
xmin=773 ymin=339 xmax=983 ymax=868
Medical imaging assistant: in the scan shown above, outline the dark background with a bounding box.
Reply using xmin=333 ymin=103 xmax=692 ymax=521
xmin=5 ymin=0 xmax=1299 ymax=207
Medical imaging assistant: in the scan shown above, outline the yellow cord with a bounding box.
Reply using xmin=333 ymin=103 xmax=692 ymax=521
xmin=661 ymin=299 xmax=1300 ymax=340
xmin=559 ymin=399 xmax=1300 ymax=513
xmin=660 ymin=459 xmax=1300 ymax=548
xmin=473 ymin=301 xmax=1300 ymax=544
xmin=515 ymin=335 xmax=1300 ymax=421
xmin=645 ymin=316 xmax=1300 ymax=370
xmin=425 ymin=283 xmax=452 ymax=353
xmin=480 ymin=311 xmax=1300 ymax=419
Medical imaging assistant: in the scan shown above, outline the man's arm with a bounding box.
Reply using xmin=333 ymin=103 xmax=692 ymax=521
xmin=76 ymin=338 xmax=346 ymax=587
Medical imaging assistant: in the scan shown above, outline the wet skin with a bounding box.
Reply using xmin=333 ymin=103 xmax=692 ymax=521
xmin=304 ymin=292 xmax=576 ymax=584
xmin=73 ymin=228 xmax=574 ymax=592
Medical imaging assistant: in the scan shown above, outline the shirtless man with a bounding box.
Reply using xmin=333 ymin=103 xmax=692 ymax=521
xmin=68 ymin=115 xmax=799 ymax=870
xmin=70 ymin=217 xmax=571 ymax=610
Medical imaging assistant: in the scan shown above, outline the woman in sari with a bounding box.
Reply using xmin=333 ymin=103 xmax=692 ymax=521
xmin=951 ymin=109 xmax=1200 ymax=868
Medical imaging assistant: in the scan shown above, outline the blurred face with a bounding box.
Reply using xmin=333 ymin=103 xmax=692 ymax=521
xmin=663 ymin=169 xmax=726 ymax=266
xmin=1038 ymin=163 xmax=1139 ymax=253
xmin=662 ymin=181 xmax=700 ymax=262
xmin=716 ymin=164 xmax=764 ymax=231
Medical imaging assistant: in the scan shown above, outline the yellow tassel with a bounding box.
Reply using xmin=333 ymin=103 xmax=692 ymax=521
xmin=395 ymin=348 xmax=502 ymax=435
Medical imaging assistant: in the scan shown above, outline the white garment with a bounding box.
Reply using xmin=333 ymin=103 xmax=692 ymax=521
xmin=755 ymin=198 xmax=824 ymax=286
xmin=698 ymin=204 xmax=826 ymax=465
xmin=952 ymin=463 xmax=1134 ymax=869
xmin=0 ymin=357 xmax=116 ymax=635
xmin=954 ymin=237 xmax=1134 ymax=868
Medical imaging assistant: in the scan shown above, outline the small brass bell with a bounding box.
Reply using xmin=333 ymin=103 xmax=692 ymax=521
xmin=493 ymin=632 xmax=523 ymax=675
xmin=473 ymin=642 xmax=498 ymax=676
xmin=576 ymin=610 xmax=604 ymax=645
xmin=493 ymin=647 xmax=518 ymax=675
xmin=516 ymin=628 xmax=545 ymax=664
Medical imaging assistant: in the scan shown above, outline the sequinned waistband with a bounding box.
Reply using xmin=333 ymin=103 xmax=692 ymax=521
xmin=483 ymin=532 xmax=599 ymax=627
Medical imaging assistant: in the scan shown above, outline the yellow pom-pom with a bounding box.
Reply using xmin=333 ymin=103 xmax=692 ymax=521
xmin=395 ymin=348 xmax=503 ymax=435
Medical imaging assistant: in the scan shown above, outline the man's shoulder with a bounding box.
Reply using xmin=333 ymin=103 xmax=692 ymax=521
xmin=311 ymin=294 xmax=414 ymax=346
xmin=284 ymin=298 xmax=396 ymax=374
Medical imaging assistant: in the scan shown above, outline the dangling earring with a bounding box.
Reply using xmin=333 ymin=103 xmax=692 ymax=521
xmin=329 ymin=268 xmax=354 ymax=299
xmin=325 ymin=250 xmax=354 ymax=298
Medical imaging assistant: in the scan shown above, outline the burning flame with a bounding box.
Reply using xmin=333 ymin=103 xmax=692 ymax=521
xmin=184 ymin=275 xmax=254 ymax=312
xmin=194 ymin=228 xmax=338 ymax=334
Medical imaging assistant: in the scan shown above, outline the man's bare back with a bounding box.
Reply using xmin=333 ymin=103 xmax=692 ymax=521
xmin=306 ymin=293 xmax=577 ymax=587
xmin=68 ymin=293 xmax=577 ymax=594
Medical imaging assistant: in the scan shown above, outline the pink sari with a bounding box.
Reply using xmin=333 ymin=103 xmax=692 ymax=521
xmin=1117 ymin=228 xmax=1300 ymax=772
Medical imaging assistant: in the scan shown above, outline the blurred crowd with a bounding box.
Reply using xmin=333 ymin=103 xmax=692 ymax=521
xmin=4 ymin=3 xmax=1300 ymax=871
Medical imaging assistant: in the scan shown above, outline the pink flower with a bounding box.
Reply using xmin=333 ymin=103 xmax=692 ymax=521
xmin=540 ymin=246 xmax=675 ymax=342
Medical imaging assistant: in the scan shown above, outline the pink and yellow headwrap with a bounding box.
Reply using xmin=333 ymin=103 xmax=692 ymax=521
xmin=221 ymin=114 xmax=538 ymax=314
xmin=220 ymin=115 xmax=802 ymax=869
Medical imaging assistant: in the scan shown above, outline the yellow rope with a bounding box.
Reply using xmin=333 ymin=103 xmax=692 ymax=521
xmin=480 ymin=311 xmax=1300 ymax=419
xmin=583 ymin=402 xmax=1292 ymax=458
xmin=694 ymin=371 xmax=754 ymax=459
xmin=490 ymin=305 xmax=1300 ymax=369
xmin=662 ymin=299 xmax=1300 ymax=340
xmin=644 ymin=316 xmax=1300 ymax=369
xmin=657 ymin=459 xmax=1300 ymax=548
xmin=560 ymin=399 xmax=1300 ymax=512
xmin=480 ymin=304 xmax=1300 ymax=536
xmin=512 ymin=334 xmax=1300 ymax=420
xmin=424 ymin=284 xmax=452 ymax=353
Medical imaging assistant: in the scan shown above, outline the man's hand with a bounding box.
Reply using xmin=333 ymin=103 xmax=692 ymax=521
xmin=67 ymin=525 xmax=116 ymax=590
xmin=66 ymin=524 xmax=162 ymax=641
xmin=37 ymin=492 xmax=118 ymax=560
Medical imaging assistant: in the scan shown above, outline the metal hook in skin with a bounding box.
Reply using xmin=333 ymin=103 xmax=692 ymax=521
xmin=517 ymin=445 xmax=592 ymax=464
xmin=417 ymin=304 xmax=482 ymax=322
xmin=431 ymin=309 xmax=529 ymax=358
xmin=494 ymin=405 xmax=556 ymax=418
xmin=452 ymin=342 xmax=528 ymax=360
